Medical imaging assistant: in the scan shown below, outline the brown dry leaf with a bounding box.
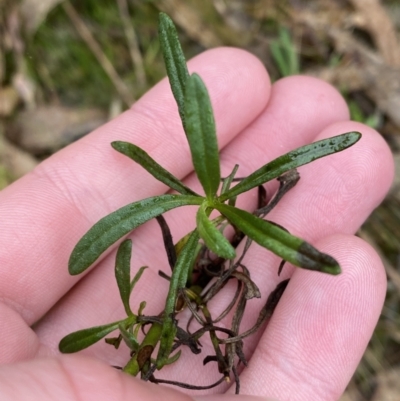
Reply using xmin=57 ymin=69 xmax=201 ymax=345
xmin=289 ymin=1 xmax=355 ymax=32
xmin=297 ymin=9 xmax=400 ymax=129
xmin=0 ymin=86 xmax=19 ymax=117
xmin=292 ymin=1 xmax=400 ymax=128
xmin=156 ymin=0 xmax=246 ymax=48
xmin=20 ymin=0 xmax=64 ymax=34
xmin=329 ymin=29 xmax=400 ymax=129
xmin=6 ymin=105 xmax=107 ymax=155
xmin=212 ymin=0 xmax=255 ymax=32
xmin=12 ymin=72 xmax=36 ymax=110
xmin=371 ymin=367 xmax=400 ymax=401
xmin=339 ymin=386 xmax=365 ymax=401
xmin=0 ymin=128 xmax=38 ymax=180
xmin=349 ymin=0 xmax=400 ymax=67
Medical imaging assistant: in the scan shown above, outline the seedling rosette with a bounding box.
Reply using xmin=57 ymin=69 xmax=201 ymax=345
xmin=59 ymin=13 xmax=361 ymax=393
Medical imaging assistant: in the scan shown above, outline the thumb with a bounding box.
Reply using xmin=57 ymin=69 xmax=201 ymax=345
xmin=0 ymin=355 xmax=278 ymax=401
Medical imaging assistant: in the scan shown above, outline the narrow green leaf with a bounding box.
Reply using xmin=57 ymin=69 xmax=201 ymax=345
xmin=115 ymin=239 xmax=133 ymax=316
xmin=119 ymin=323 xmax=139 ymax=351
xmin=219 ymin=132 xmax=361 ymax=202
xmin=221 ymin=164 xmax=239 ymax=195
xmin=69 ymin=194 xmax=203 ymax=275
xmin=196 ymin=202 xmax=236 ymax=259
xmin=176 ymin=230 xmax=201 ymax=289
xmin=59 ymin=320 xmax=123 ymax=353
xmin=158 ymin=12 xmax=189 ymax=124
xmin=157 ymin=229 xmax=200 ymax=368
xmin=137 ymin=300 xmax=146 ymax=316
xmin=214 ymin=203 xmax=340 ymax=274
xmin=130 ymin=266 xmax=148 ymax=293
xmin=185 ymin=73 xmax=220 ymax=199
xmin=111 ymin=141 xmax=198 ymax=196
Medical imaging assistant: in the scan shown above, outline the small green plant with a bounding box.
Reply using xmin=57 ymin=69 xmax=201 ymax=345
xmin=348 ymin=99 xmax=381 ymax=129
xmin=270 ymin=26 xmax=300 ymax=77
xmin=59 ymin=13 xmax=361 ymax=393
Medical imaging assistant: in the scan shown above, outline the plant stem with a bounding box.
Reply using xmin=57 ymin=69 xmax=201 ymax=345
xmin=123 ymin=322 xmax=162 ymax=376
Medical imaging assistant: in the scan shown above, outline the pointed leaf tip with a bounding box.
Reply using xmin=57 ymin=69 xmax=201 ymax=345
xmin=215 ymin=203 xmax=341 ymax=275
xmin=185 ymin=73 xmax=221 ymax=199
xmin=219 ymin=131 xmax=362 ymax=202
xmin=158 ymin=12 xmax=189 ymax=124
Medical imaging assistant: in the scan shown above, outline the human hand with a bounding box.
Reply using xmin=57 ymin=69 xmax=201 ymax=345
xmin=0 ymin=48 xmax=393 ymax=401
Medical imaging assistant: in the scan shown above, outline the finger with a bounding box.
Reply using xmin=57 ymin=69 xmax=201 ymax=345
xmin=0 ymin=354 xmax=276 ymax=401
xmin=0 ymin=48 xmax=270 ymax=325
xmin=235 ymin=234 xmax=386 ymax=401
xmin=34 ymin=76 xmax=352 ymax=357
xmin=0 ymin=303 xmax=40 ymax=363
xmin=0 ymin=354 xmax=191 ymax=401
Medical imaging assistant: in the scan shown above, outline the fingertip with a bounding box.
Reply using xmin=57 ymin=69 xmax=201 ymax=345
xmin=274 ymin=75 xmax=350 ymax=122
xmin=311 ymin=119 xmax=394 ymax=215
xmin=283 ymin=233 xmax=386 ymax=395
xmin=285 ymin=233 xmax=387 ymax=354
xmin=238 ymin=233 xmax=386 ymax=400
xmin=188 ymin=47 xmax=272 ymax=116
xmin=315 ymin=233 xmax=387 ymax=312
xmin=267 ymin=75 xmax=350 ymax=136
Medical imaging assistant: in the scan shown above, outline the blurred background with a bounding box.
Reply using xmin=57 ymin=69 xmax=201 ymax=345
xmin=1 ymin=0 xmax=400 ymax=399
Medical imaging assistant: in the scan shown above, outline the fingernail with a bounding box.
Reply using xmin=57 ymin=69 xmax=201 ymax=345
xmin=192 ymin=395 xmax=280 ymax=401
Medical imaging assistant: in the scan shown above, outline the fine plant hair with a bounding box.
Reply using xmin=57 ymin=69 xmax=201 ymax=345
xmin=59 ymin=13 xmax=362 ymax=394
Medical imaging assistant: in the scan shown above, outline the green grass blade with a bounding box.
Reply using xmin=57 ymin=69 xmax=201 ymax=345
xmin=214 ymin=203 xmax=340 ymax=275
xmin=270 ymin=27 xmax=299 ymax=77
xmin=185 ymin=73 xmax=221 ymax=199
xmin=111 ymin=141 xmax=199 ymax=196
xmin=196 ymin=202 xmax=235 ymax=259
xmin=115 ymin=239 xmax=133 ymax=316
xmin=158 ymin=12 xmax=189 ymax=125
xmin=219 ymin=132 xmax=361 ymax=202
xmin=157 ymin=229 xmax=200 ymax=368
xmin=69 ymin=195 xmax=203 ymax=275
xmin=59 ymin=320 xmax=124 ymax=353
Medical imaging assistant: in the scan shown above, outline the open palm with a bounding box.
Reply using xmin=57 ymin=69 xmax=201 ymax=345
xmin=0 ymin=48 xmax=393 ymax=401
